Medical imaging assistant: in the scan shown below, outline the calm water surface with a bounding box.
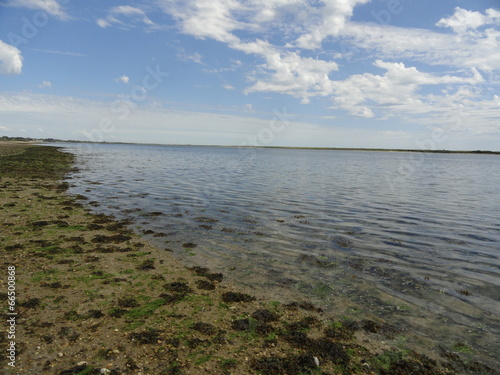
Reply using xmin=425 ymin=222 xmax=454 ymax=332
xmin=59 ymin=143 xmax=500 ymax=364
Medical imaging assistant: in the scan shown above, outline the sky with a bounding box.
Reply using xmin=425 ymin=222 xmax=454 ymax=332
xmin=0 ymin=0 xmax=499 ymax=150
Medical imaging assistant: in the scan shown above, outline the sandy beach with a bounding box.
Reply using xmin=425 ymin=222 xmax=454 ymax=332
xmin=1 ymin=143 xmax=495 ymax=375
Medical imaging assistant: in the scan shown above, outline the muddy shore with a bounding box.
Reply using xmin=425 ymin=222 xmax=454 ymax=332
xmin=0 ymin=143 xmax=496 ymax=375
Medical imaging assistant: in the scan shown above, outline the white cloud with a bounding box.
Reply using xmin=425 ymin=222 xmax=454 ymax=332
xmin=158 ymin=1 xmax=499 ymax=133
xmin=436 ymin=7 xmax=500 ymax=34
xmin=96 ymin=18 xmax=111 ymax=28
xmin=159 ymin=2 xmax=346 ymax=104
xmin=0 ymin=40 xmax=23 ymax=75
xmin=176 ymin=49 xmax=204 ymax=64
xmin=373 ymin=60 xmax=483 ymax=86
xmin=223 ymin=38 xmax=339 ymax=103
xmin=161 ymin=0 xmax=368 ymax=48
xmin=223 ymin=84 xmax=235 ymax=90
xmin=113 ymin=5 xmax=146 ymax=16
xmin=159 ymin=1 xmax=499 ymax=98
xmin=38 ymin=81 xmax=52 ymax=88
xmin=294 ymin=0 xmax=370 ymax=49
xmin=329 ymin=60 xmax=485 ymax=118
xmin=244 ymin=48 xmax=338 ymax=103
xmin=160 ymin=0 xmax=242 ymax=43
xmin=340 ymin=21 xmax=500 ymax=72
xmin=6 ymin=0 xmax=68 ymax=20
xmin=160 ymin=0 xmax=370 ymax=49
xmin=116 ymin=75 xmax=130 ymax=84
xmin=97 ymin=5 xmax=157 ymax=30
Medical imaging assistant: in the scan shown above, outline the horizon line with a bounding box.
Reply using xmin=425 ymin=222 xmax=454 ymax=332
xmin=1 ymin=136 xmax=499 ymax=154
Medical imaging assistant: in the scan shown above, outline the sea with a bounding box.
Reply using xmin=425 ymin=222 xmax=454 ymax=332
xmin=55 ymin=142 xmax=500 ymax=366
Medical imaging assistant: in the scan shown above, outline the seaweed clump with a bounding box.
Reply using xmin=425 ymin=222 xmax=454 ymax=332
xmin=129 ymin=329 xmax=163 ymax=344
xmin=221 ymin=292 xmax=256 ymax=303
xmin=251 ymin=354 xmax=318 ymax=375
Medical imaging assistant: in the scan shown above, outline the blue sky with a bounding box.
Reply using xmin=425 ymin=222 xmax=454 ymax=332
xmin=0 ymin=0 xmax=499 ymax=149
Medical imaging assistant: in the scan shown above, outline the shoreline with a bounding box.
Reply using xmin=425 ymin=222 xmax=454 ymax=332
xmin=47 ymin=141 xmax=500 ymax=155
xmin=1 ymin=143 xmax=496 ymax=374
xmin=3 ymin=138 xmax=500 ymax=155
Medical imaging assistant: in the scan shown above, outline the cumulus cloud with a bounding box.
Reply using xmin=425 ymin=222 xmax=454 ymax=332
xmin=161 ymin=0 xmax=368 ymax=47
xmin=244 ymin=47 xmax=339 ymax=103
xmin=436 ymin=7 xmax=500 ymax=34
xmin=160 ymin=1 xmax=499 ymax=95
xmin=5 ymin=0 xmax=68 ymax=20
xmin=156 ymin=0 xmax=500 ymax=136
xmin=116 ymin=75 xmax=130 ymax=84
xmin=97 ymin=5 xmax=157 ymax=30
xmin=159 ymin=1 xmax=344 ymax=103
xmin=294 ymin=0 xmax=370 ymax=49
xmin=329 ymin=61 xmax=487 ymax=121
xmin=160 ymin=0 xmax=243 ymax=43
xmin=0 ymin=40 xmax=23 ymax=75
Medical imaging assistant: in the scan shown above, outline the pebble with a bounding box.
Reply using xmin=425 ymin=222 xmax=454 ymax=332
xmin=77 ymin=361 xmax=88 ymax=366
xmin=58 ymin=352 xmax=64 ymax=358
xmin=100 ymin=369 xmax=111 ymax=375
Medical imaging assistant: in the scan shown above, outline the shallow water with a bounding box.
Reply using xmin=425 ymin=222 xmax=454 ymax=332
xmin=58 ymin=143 xmax=500 ymax=365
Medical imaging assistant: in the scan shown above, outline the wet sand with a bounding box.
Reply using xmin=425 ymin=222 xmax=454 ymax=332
xmin=0 ymin=143 xmax=496 ymax=374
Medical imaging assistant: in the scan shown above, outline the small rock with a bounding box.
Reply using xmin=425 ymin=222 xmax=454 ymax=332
xmin=58 ymin=352 xmax=64 ymax=358
xmin=313 ymin=356 xmax=320 ymax=366
xmin=100 ymin=368 xmax=111 ymax=375
xmin=77 ymin=361 xmax=88 ymax=366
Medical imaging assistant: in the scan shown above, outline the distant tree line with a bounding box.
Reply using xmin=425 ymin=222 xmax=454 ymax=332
xmin=0 ymin=136 xmax=79 ymax=143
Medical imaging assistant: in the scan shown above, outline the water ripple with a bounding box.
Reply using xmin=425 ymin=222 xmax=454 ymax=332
xmin=59 ymin=143 xmax=500 ymax=364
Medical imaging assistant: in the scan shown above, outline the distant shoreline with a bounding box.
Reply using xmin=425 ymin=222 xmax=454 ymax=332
xmin=2 ymin=136 xmax=499 ymax=154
